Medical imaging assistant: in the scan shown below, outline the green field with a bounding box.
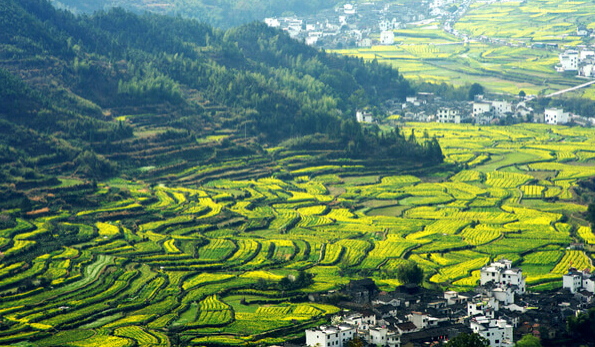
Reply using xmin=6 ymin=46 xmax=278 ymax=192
xmin=1 ymin=123 xmax=595 ymax=345
xmin=334 ymin=0 xmax=595 ymax=97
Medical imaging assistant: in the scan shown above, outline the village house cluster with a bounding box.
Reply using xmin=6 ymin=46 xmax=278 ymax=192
xmin=557 ymin=48 xmax=595 ymax=78
xmin=304 ymin=259 xmax=595 ymax=347
xmin=263 ymin=0 xmax=461 ymax=49
xmin=369 ymin=92 xmax=595 ymax=126
xmin=562 ymin=267 xmax=595 ymax=295
xmin=264 ymin=1 xmax=595 ymax=84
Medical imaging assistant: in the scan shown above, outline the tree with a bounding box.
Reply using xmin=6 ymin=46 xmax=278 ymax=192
xmin=515 ymin=334 xmax=542 ymax=347
xmin=567 ymin=307 xmax=595 ymax=342
xmin=445 ymin=333 xmax=489 ymax=347
xmin=19 ymin=197 xmax=33 ymax=214
xmin=279 ymin=276 xmax=292 ymax=290
xmin=408 ymin=129 xmax=417 ymax=144
xmin=427 ymin=137 xmax=444 ymax=163
xmin=396 ymin=262 xmax=424 ymax=285
xmin=348 ymin=336 xmax=364 ymax=347
xmin=586 ymin=203 xmax=595 ymax=232
xmin=468 ymin=83 xmax=484 ymax=100
xmin=518 ymin=90 xmax=526 ymax=98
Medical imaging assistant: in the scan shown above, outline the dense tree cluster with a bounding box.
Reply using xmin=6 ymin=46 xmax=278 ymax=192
xmin=515 ymin=335 xmax=542 ymax=347
xmin=395 ymin=262 xmax=424 ymax=285
xmin=468 ymin=83 xmax=484 ymax=101
xmin=414 ymin=81 xmax=485 ymax=102
xmin=0 ymin=0 xmax=442 ymax=186
xmin=445 ymin=333 xmax=490 ymax=347
xmin=567 ymin=307 xmax=595 ymax=343
xmin=49 ymin=0 xmax=338 ymax=28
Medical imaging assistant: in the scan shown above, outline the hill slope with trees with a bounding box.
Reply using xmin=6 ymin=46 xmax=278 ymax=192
xmin=51 ymin=0 xmax=339 ymax=28
xmin=0 ymin=0 xmax=442 ymax=194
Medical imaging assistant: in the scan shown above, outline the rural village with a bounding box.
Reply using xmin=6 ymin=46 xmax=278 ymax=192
xmin=264 ymin=0 xmax=469 ymax=49
xmin=355 ymin=92 xmax=595 ymax=127
xmin=302 ymin=259 xmax=595 ymax=347
xmin=4 ymin=0 xmax=595 ymax=346
xmin=264 ymin=0 xmax=595 ymax=79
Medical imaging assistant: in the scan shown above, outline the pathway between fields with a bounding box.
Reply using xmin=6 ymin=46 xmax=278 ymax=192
xmin=545 ymin=79 xmax=595 ymax=98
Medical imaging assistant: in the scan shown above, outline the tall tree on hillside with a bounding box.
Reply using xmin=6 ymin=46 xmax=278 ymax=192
xmin=427 ymin=137 xmax=444 ymax=163
xmin=586 ymin=203 xmax=595 ymax=232
xmin=468 ymin=83 xmax=484 ymax=100
xmin=396 ymin=262 xmax=424 ymax=285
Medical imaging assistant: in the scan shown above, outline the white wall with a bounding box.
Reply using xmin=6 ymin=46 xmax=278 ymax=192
xmin=380 ymin=31 xmax=394 ymax=45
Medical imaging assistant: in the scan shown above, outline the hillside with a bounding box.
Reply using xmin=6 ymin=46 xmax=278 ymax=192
xmin=0 ymin=0 xmax=440 ymax=194
xmin=50 ymin=0 xmax=339 ymax=28
xmin=0 ymin=122 xmax=594 ymax=346
xmin=328 ymin=0 xmax=595 ymax=97
xmin=2 ymin=2 xmax=595 ymax=346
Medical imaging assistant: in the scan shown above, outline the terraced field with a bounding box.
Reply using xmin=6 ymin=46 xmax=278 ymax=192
xmin=1 ymin=123 xmax=595 ymax=345
xmin=334 ymin=0 xmax=595 ymax=97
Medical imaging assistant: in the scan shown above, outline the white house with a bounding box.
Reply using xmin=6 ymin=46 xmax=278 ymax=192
xmin=407 ymin=311 xmax=439 ymax=329
xmin=380 ymin=31 xmax=395 ymax=45
xmin=306 ymin=324 xmax=356 ymax=347
xmin=579 ymin=53 xmax=595 ymax=77
xmin=343 ymin=312 xmax=376 ymax=330
xmin=373 ymin=294 xmax=400 ymax=307
xmin=515 ymin=102 xmax=533 ymax=118
xmin=330 ymin=312 xmax=400 ymax=347
xmin=491 ymin=100 xmax=512 ymax=116
xmin=346 ymin=324 xmax=400 ymax=347
xmin=468 ymin=297 xmax=499 ymax=318
xmin=379 ymin=19 xmax=400 ymax=31
xmin=306 ymin=36 xmax=319 ymax=46
xmin=577 ymin=26 xmax=589 ymax=36
xmin=356 ymin=110 xmax=374 ymax=123
xmin=579 ymin=61 xmax=595 ymax=77
xmin=480 ymin=259 xmax=525 ymax=295
xmin=544 ymin=108 xmax=569 ymax=125
xmin=368 ymin=327 xmax=389 ymax=346
xmin=379 ymin=20 xmax=391 ymax=31
xmin=503 ymin=303 xmax=527 ymax=313
xmin=491 ymin=286 xmax=515 ymax=305
xmin=358 ymin=38 xmax=372 ymax=48
xmin=437 ymin=107 xmax=460 ymax=123
xmin=387 ymin=331 xmax=400 ymax=347
xmin=579 ymin=50 xmax=595 ymax=60
xmin=286 ymin=24 xmax=302 ymax=38
xmin=408 ymin=311 xmax=429 ymax=329
xmin=264 ymin=18 xmax=280 ymax=28
xmin=473 ymin=102 xmax=492 ymax=117
xmin=444 ymin=291 xmax=468 ymax=305
xmin=563 ymin=268 xmax=595 ymax=294
xmin=343 ymin=4 xmax=356 ymax=15
xmin=558 ymin=50 xmax=579 ymax=71
xmin=563 ymin=270 xmax=582 ymax=294
xmin=470 ymin=316 xmax=514 ymax=347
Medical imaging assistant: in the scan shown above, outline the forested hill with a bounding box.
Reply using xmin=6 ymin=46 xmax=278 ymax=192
xmin=0 ymin=0 xmax=440 ymax=191
xmin=50 ymin=0 xmax=338 ymax=28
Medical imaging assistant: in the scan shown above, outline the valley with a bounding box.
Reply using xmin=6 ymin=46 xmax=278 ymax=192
xmin=1 ymin=123 xmax=594 ymax=345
